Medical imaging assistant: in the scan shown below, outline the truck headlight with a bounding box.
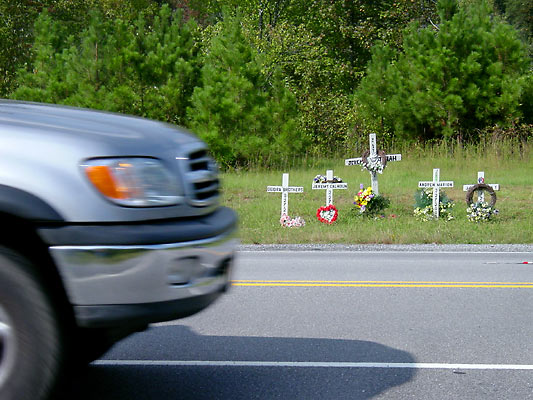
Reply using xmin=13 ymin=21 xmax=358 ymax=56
xmin=82 ymin=158 xmax=182 ymax=207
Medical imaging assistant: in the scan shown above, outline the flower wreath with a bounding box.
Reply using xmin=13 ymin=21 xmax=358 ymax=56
xmin=465 ymin=184 xmax=497 ymax=207
xmin=361 ymin=150 xmax=387 ymax=174
xmin=313 ymin=175 xmax=343 ymax=183
xmin=316 ymin=204 xmax=338 ymax=224
xmin=280 ymin=213 xmax=305 ymax=228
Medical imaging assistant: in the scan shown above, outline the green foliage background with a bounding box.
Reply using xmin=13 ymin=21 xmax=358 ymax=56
xmin=2 ymin=0 xmax=532 ymax=167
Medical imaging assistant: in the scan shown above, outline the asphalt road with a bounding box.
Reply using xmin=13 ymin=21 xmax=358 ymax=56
xmin=75 ymin=249 xmax=533 ymax=399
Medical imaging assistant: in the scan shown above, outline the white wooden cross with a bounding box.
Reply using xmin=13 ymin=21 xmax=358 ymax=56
xmin=267 ymin=173 xmax=303 ymax=216
xmin=312 ymin=169 xmax=348 ymax=206
xmin=418 ymin=168 xmax=454 ymax=219
xmin=344 ymin=133 xmax=402 ymax=195
xmin=462 ymin=171 xmax=500 ymax=203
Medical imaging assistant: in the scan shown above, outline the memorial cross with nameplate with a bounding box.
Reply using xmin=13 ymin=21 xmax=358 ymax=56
xmin=344 ymin=133 xmax=401 ymax=195
xmin=418 ymin=168 xmax=454 ymax=219
xmin=312 ymin=169 xmax=348 ymax=206
xmin=462 ymin=171 xmax=500 ymax=203
xmin=267 ymin=173 xmax=304 ymax=217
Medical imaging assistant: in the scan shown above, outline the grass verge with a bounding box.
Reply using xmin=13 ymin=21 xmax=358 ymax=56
xmin=220 ymin=140 xmax=533 ymax=244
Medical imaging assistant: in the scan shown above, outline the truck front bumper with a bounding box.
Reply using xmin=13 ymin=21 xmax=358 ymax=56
xmin=40 ymin=207 xmax=238 ymax=327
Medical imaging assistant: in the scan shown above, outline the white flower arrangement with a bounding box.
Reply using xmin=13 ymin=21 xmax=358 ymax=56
xmin=280 ymin=213 xmax=305 ymax=228
xmin=313 ymin=175 xmax=343 ymax=183
xmin=413 ymin=187 xmax=454 ymax=221
xmin=413 ymin=204 xmax=455 ymax=221
xmin=362 ymin=156 xmax=385 ymax=174
xmin=466 ymin=201 xmax=498 ymax=222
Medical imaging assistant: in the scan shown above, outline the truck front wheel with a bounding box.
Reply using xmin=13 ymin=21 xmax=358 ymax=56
xmin=0 ymin=247 xmax=63 ymax=400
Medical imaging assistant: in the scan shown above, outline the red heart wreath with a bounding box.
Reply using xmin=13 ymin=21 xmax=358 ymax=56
xmin=316 ymin=204 xmax=338 ymax=224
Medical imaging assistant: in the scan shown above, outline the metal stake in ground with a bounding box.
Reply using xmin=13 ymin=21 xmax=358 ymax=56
xmin=344 ymin=133 xmax=402 ymax=195
xmin=463 ymin=171 xmax=500 ymax=205
xmin=312 ymin=169 xmax=347 ymax=206
xmin=267 ymin=173 xmax=304 ymax=217
xmin=418 ymin=168 xmax=454 ymax=219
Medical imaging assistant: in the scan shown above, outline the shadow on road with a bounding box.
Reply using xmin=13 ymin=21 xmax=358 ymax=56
xmin=67 ymin=325 xmax=416 ymax=399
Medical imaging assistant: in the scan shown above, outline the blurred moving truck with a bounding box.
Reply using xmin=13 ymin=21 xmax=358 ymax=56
xmin=0 ymin=100 xmax=238 ymax=400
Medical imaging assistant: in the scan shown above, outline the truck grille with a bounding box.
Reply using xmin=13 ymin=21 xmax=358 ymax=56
xmin=185 ymin=148 xmax=220 ymax=207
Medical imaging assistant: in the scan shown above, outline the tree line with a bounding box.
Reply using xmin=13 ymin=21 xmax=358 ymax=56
xmin=1 ymin=0 xmax=531 ymax=167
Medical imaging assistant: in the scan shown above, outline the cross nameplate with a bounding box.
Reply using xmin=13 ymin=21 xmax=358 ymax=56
xmin=267 ymin=173 xmax=303 ymax=216
xmin=418 ymin=168 xmax=454 ymax=219
xmin=312 ymin=169 xmax=347 ymax=206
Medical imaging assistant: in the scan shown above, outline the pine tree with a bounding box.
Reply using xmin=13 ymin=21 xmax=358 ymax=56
xmin=10 ymin=10 xmax=71 ymax=103
xmin=187 ymin=10 xmax=303 ymax=167
xmin=12 ymin=5 xmax=200 ymax=126
xmin=356 ymin=0 xmax=530 ymax=141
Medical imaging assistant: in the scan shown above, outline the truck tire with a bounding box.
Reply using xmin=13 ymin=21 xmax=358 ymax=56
xmin=0 ymin=247 xmax=63 ymax=400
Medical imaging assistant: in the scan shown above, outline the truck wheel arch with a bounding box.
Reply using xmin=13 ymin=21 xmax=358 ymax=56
xmin=0 ymin=185 xmax=63 ymax=222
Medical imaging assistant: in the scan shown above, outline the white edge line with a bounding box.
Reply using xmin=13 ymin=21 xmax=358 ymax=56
xmin=237 ymin=251 xmax=533 ymax=255
xmin=93 ymin=360 xmax=533 ymax=370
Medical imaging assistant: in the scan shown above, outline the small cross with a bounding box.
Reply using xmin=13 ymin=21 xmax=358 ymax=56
xmin=344 ymin=133 xmax=401 ymax=195
xmin=418 ymin=168 xmax=454 ymax=219
xmin=267 ymin=173 xmax=304 ymax=217
xmin=312 ymin=169 xmax=348 ymax=206
xmin=462 ymin=171 xmax=500 ymax=203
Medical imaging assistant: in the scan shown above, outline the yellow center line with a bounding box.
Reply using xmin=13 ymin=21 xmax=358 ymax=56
xmin=231 ymin=280 xmax=533 ymax=288
xmin=233 ymin=280 xmax=533 ymax=284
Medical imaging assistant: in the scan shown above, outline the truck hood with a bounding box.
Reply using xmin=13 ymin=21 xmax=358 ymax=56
xmin=0 ymin=100 xmax=199 ymax=154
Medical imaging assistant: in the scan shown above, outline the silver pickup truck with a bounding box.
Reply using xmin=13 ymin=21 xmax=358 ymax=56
xmin=0 ymin=100 xmax=238 ymax=400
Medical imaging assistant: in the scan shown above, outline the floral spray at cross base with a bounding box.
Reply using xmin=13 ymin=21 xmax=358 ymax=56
xmin=353 ymin=184 xmax=391 ymax=216
xmin=354 ymin=184 xmax=374 ymax=213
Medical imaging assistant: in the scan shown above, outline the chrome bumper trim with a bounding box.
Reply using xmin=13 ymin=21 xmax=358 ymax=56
xmin=49 ymin=233 xmax=238 ymax=306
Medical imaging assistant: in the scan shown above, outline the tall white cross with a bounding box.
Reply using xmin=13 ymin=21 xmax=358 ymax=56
xmin=312 ymin=169 xmax=348 ymax=206
xmin=463 ymin=171 xmax=500 ymax=203
xmin=267 ymin=173 xmax=303 ymax=216
xmin=344 ymin=133 xmax=402 ymax=195
xmin=418 ymin=168 xmax=454 ymax=219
